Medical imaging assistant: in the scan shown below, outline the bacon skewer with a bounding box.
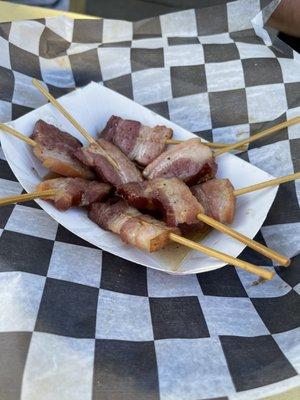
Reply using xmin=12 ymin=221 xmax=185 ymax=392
xmin=0 ymin=178 xmax=111 ymax=211
xmin=0 ymin=121 xmax=95 ymax=180
xmin=117 ymin=177 xmax=290 ymax=266
xmin=88 ymin=200 xmax=274 ymax=280
xmin=143 ymin=117 xmax=300 ymax=185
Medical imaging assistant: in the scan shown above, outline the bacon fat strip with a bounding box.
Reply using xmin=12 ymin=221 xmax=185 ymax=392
xmin=36 ymin=177 xmax=111 ymax=211
xmin=73 ymin=138 xmax=143 ymax=186
xmin=31 ymin=120 xmax=95 ymax=179
xmin=143 ymin=138 xmax=217 ymax=185
xmin=100 ymin=115 xmax=173 ymax=166
xmin=88 ymin=200 xmax=180 ymax=252
xmin=117 ymin=178 xmax=205 ymax=230
xmin=191 ymin=178 xmax=236 ymax=224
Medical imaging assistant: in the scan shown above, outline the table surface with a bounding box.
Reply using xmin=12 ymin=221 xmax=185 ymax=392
xmin=0 ymin=2 xmax=298 ymax=400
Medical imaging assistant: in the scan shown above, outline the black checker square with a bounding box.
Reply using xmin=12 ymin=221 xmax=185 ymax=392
xmin=239 ymin=231 xmax=273 ymax=266
xmin=171 ymin=65 xmax=207 ymax=98
xmin=0 ymin=66 xmax=15 ymax=102
xmin=39 ymin=27 xmax=70 ymax=59
xmin=203 ymin=43 xmax=239 ymax=63
xmin=131 ymin=48 xmax=164 ymax=72
xmin=93 ymin=340 xmax=159 ymax=400
xmin=229 ymin=29 xmax=264 ymax=45
xmin=0 ymin=21 xmax=11 ymax=40
xmin=72 ymin=19 xmax=103 ymax=43
xmin=220 ymin=335 xmax=297 ymax=391
xmin=133 ymin=16 xmax=161 ymax=39
xmin=249 ymin=113 xmax=288 ymax=149
xmin=0 ymin=204 xmax=14 ymax=229
xmin=290 ymin=137 xmax=300 ymax=172
xmin=251 ymin=291 xmax=300 ymax=334
xmin=196 ymin=5 xmax=228 ymax=35
xmin=0 ymin=159 xmax=17 ymax=181
xmin=264 ymin=181 xmax=300 ymax=226
xmin=55 ymin=224 xmax=96 ymax=248
xmin=149 ymin=296 xmax=209 ymax=339
xmin=0 ymin=331 xmax=32 ymax=400
xmin=195 ymin=129 xmax=213 ymax=143
xmin=197 ymin=265 xmax=247 ymax=297
xmin=9 ymin=43 xmax=42 ymax=80
xmin=242 ymin=58 xmax=283 ymax=87
xmin=12 ymin=103 xmax=33 ymax=121
xmin=0 ymin=230 xmax=53 ymax=276
xmin=104 ymin=73 xmax=133 ymax=99
xmin=285 ymin=82 xmax=300 ymax=109
xmin=168 ymin=37 xmax=199 ymax=46
xmin=276 ymin=253 xmax=300 ymax=288
xmin=147 ymin=101 xmax=170 ymax=120
xmin=69 ymin=48 xmax=102 ymax=86
xmin=35 ymin=278 xmax=98 ymax=338
xmin=209 ymin=89 xmax=248 ymax=128
xmin=46 ymin=84 xmax=73 ymax=99
xmin=100 ymin=251 xmax=148 ymax=296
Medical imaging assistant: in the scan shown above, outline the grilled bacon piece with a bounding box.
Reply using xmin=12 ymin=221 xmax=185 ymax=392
xmin=117 ymin=178 xmax=204 ymax=229
xmin=191 ymin=178 xmax=236 ymax=224
xmin=100 ymin=115 xmax=173 ymax=166
xmin=88 ymin=200 xmax=180 ymax=252
xmin=73 ymin=138 xmax=143 ymax=186
xmin=36 ymin=177 xmax=111 ymax=211
xmin=31 ymin=120 xmax=95 ymax=179
xmin=143 ymin=138 xmax=217 ymax=185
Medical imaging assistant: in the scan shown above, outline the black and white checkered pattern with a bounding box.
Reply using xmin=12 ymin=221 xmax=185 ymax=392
xmin=0 ymin=0 xmax=299 ymax=399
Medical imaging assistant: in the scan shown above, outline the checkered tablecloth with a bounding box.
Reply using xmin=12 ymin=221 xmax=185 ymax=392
xmin=0 ymin=0 xmax=299 ymax=399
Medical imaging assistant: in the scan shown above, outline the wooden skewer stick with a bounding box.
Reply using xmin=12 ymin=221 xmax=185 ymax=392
xmin=0 ymin=124 xmax=37 ymax=147
xmin=196 ymin=213 xmax=289 ymax=266
xmin=233 ymin=172 xmax=300 ymax=197
xmin=166 ymin=138 xmax=248 ymax=151
xmin=32 ymin=79 xmax=119 ymax=170
xmin=215 ymin=117 xmax=300 ymax=157
xmin=169 ymin=233 xmax=274 ymax=280
xmin=0 ymin=190 xmax=56 ymax=207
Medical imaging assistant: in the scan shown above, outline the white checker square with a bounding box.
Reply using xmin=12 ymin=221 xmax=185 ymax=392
xmin=0 ymin=271 xmax=45 ymax=332
xmin=9 ymin=20 xmax=45 ymax=55
xmin=155 ymin=338 xmax=235 ymax=400
xmin=132 ymin=68 xmax=172 ymax=105
xmin=22 ymin=332 xmax=94 ymax=400
xmin=287 ymin=107 xmax=300 ymax=140
xmin=67 ymin=42 xmax=99 ymax=56
xmin=261 ymin=222 xmax=300 ymax=260
xmin=248 ymin=140 xmax=294 ymax=177
xmin=132 ymin=37 xmax=166 ymax=49
xmin=98 ymin=47 xmax=131 ymax=81
xmin=96 ymin=289 xmax=153 ymax=341
xmin=0 ymin=36 xmax=11 ymax=69
xmin=45 ymin=15 xmax=74 ymax=42
xmin=168 ymin=93 xmax=212 ymax=132
xmin=40 ymin=56 xmax=75 ymax=88
xmin=198 ymin=33 xmax=233 ymax=44
xmin=296 ymin=180 xmax=300 ymax=208
xmin=12 ymin=71 xmax=48 ymax=109
xmin=278 ymin=58 xmax=300 ymax=84
xmin=0 ymin=100 xmax=12 ymax=123
xmin=164 ymin=44 xmax=204 ymax=67
xmin=48 ymin=242 xmax=102 ymax=288
xmin=206 ymin=60 xmax=245 ymax=92
xmin=227 ymin=0 xmax=260 ymax=32
xmin=147 ymin=268 xmax=202 ymax=297
xmin=294 ymin=283 xmax=300 ymax=295
xmin=246 ymin=84 xmax=288 ymax=124
xmin=236 ymin=268 xmax=292 ymax=298
xmin=0 ymin=228 xmax=3 ymax=237
xmin=6 ymin=205 xmax=58 ymax=240
xmin=160 ymin=9 xmax=197 ymax=37
xmin=274 ymin=328 xmax=300 ymax=374
xmin=212 ymin=123 xmax=250 ymax=144
xmin=0 ymin=178 xmax=22 ymax=197
xmin=102 ymin=18 xmax=132 ymax=43
xmin=200 ymin=296 xmax=269 ymax=337
xmin=236 ymin=42 xmax=276 ymax=59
